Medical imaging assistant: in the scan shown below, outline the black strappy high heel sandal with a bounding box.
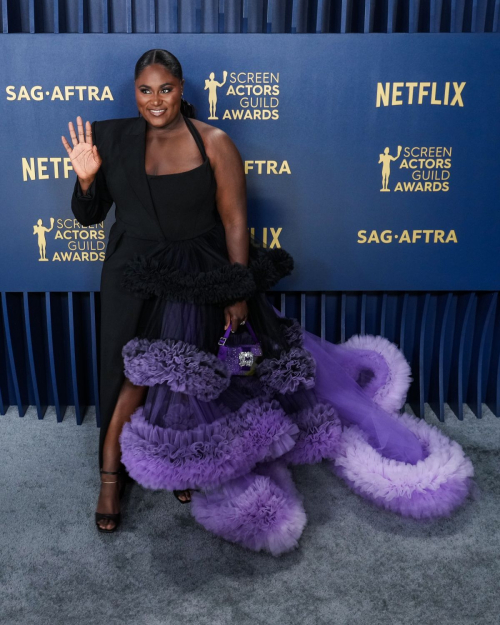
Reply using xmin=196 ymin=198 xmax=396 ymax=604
xmin=95 ymin=468 xmax=128 ymax=533
xmin=173 ymin=489 xmax=200 ymax=503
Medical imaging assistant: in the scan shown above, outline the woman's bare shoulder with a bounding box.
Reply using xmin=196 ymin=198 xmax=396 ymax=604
xmin=190 ymin=118 xmax=236 ymax=154
xmin=190 ymin=119 xmax=242 ymax=176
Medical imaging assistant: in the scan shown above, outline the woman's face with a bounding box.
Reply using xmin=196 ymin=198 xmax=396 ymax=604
xmin=135 ymin=63 xmax=185 ymax=127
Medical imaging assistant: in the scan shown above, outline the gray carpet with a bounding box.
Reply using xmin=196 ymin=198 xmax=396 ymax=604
xmin=1 ymin=403 xmax=498 ymax=625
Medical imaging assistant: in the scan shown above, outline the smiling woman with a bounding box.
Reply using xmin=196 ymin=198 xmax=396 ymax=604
xmin=63 ymin=48 xmax=475 ymax=553
xmin=135 ymin=60 xmax=205 ymax=176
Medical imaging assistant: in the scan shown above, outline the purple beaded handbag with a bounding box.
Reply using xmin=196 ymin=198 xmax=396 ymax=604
xmin=217 ymin=320 xmax=263 ymax=376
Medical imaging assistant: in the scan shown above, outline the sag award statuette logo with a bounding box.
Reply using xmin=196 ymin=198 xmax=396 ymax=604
xmin=31 ymin=217 xmax=106 ymax=262
xmin=379 ymin=146 xmax=402 ymax=192
xmin=33 ymin=217 xmax=55 ymax=261
xmin=377 ymin=145 xmax=452 ymax=192
xmin=203 ymin=70 xmax=280 ymax=120
xmin=205 ymin=71 xmax=228 ymax=120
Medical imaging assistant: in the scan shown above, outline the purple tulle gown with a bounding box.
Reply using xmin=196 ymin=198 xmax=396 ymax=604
xmin=117 ymin=116 xmax=475 ymax=556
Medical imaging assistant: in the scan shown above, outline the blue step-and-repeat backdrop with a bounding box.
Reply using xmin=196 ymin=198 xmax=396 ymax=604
xmin=1 ymin=34 xmax=499 ymax=292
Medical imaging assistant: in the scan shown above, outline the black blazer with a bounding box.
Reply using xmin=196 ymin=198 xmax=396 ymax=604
xmin=71 ymin=115 xmax=168 ymax=265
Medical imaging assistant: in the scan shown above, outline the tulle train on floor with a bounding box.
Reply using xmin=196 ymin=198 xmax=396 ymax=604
xmin=116 ymin=236 xmax=475 ymax=555
xmin=119 ymin=320 xmax=475 ymax=556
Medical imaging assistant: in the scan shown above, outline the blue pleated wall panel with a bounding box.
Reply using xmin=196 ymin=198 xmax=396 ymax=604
xmin=1 ymin=0 xmax=498 ymax=425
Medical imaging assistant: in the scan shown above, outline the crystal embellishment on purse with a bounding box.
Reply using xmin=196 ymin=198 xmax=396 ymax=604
xmin=217 ymin=321 xmax=263 ymax=376
xmin=239 ymin=351 xmax=254 ymax=367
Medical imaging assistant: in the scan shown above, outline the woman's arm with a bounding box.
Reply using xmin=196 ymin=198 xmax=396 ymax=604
xmin=70 ymin=120 xmax=114 ymax=227
xmin=210 ymin=129 xmax=249 ymax=267
xmin=208 ymin=127 xmax=249 ymax=329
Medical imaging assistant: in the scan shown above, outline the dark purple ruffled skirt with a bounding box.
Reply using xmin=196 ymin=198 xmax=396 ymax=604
xmin=118 ymin=223 xmax=475 ymax=555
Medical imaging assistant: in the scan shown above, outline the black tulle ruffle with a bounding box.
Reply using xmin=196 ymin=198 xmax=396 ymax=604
xmin=121 ymin=257 xmax=256 ymax=307
xmin=121 ymin=239 xmax=294 ymax=307
xmin=250 ymin=247 xmax=294 ymax=292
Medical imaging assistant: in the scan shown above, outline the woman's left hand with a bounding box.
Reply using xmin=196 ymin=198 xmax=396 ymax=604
xmin=224 ymin=300 xmax=248 ymax=332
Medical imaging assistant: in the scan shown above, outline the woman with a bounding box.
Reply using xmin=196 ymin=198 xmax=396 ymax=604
xmin=63 ymin=49 xmax=475 ymax=554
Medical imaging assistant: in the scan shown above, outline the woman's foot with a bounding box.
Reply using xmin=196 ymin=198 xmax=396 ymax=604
xmin=96 ymin=469 xmax=124 ymax=531
xmin=174 ymin=489 xmax=192 ymax=503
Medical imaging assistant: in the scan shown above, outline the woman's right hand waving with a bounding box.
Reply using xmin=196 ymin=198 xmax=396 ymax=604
xmin=61 ymin=116 xmax=102 ymax=192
